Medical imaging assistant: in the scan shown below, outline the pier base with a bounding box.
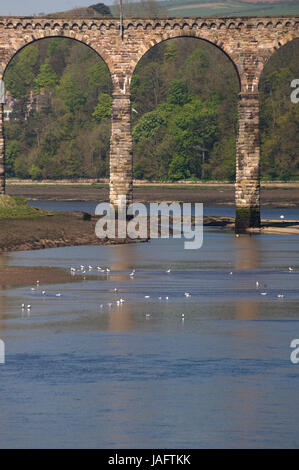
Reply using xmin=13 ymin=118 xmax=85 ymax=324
xmin=235 ymin=206 xmax=261 ymax=233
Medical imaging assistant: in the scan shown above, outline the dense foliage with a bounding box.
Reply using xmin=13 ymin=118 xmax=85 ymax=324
xmin=5 ymin=38 xmax=112 ymax=180
xmin=3 ymin=36 xmax=299 ymax=181
xmin=259 ymin=39 xmax=299 ymax=181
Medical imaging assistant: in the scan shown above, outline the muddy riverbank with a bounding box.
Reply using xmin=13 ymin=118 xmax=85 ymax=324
xmin=0 ymin=212 xmax=145 ymax=253
xmin=1 ymin=209 xmax=299 ymax=255
xmin=6 ymin=182 xmax=299 ymax=207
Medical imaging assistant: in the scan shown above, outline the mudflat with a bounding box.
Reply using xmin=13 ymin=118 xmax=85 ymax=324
xmin=0 ymin=213 xmax=138 ymax=253
xmin=6 ymin=183 xmax=299 ymax=207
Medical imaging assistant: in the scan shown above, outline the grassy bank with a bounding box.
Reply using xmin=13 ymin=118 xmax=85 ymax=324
xmin=0 ymin=195 xmax=52 ymax=219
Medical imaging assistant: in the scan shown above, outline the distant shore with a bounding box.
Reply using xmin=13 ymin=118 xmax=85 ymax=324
xmin=6 ymin=181 xmax=299 ymax=207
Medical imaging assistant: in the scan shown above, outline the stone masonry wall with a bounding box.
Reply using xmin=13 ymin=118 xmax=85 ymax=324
xmin=0 ymin=104 xmax=4 ymax=194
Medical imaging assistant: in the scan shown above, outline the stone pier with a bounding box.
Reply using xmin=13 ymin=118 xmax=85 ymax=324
xmin=109 ymin=93 xmax=133 ymax=208
xmin=235 ymin=93 xmax=261 ymax=232
xmin=0 ymin=103 xmax=4 ymax=195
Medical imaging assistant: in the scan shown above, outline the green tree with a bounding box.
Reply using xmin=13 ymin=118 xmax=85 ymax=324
xmin=5 ymin=140 xmax=20 ymax=177
xmin=167 ymin=80 xmax=189 ymax=106
xmin=168 ymin=153 xmax=190 ymax=181
xmin=57 ymin=72 xmax=86 ymax=113
xmin=34 ymin=60 xmax=59 ymax=92
xmin=133 ymin=108 xmax=168 ymax=142
xmin=30 ymin=164 xmax=43 ymax=180
xmin=87 ymin=61 xmax=111 ymax=95
xmin=92 ymin=93 xmax=112 ymax=122
xmin=5 ymin=45 xmax=39 ymax=98
xmin=14 ymin=156 xmax=30 ymax=179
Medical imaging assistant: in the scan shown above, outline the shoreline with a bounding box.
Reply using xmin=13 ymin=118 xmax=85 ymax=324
xmin=0 ymin=212 xmax=299 ymax=255
xmin=0 ymin=212 xmax=147 ymax=253
xmin=1 ymin=185 xmax=299 ymax=254
xmin=1 ymin=213 xmax=299 ymax=289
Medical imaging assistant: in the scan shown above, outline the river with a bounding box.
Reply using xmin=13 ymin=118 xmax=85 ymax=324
xmin=0 ymin=202 xmax=299 ymax=448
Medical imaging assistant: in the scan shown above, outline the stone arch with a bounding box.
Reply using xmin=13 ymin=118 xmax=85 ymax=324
xmin=131 ymin=34 xmax=241 ymax=91
xmin=127 ymin=35 xmax=240 ymax=193
xmin=1 ymin=34 xmax=113 ymax=193
xmin=1 ymin=31 xmax=112 ymax=81
xmin=258 ymin=36 xmax=299 ymax=182
xmin=255 ymin=34 xmax=299 ymax=87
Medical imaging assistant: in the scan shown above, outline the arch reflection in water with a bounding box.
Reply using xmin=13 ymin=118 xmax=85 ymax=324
xmin=105 ymin=244 xmax=139 ymax=332
xmin=234 ymin=235 xmax=261 ymax=321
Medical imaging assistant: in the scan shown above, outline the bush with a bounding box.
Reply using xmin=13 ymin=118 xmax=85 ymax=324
xmin=30 ymin=164 xmax=43 ymax=180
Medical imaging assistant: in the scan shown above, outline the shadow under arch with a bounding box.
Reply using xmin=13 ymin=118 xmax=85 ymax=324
xmin=258 ymin=37 xmax=299 ymax=182
xmin=2 ymin=34 xmax=113 ymax=185
xmin=130 ymin=35 xmax=240 ymax=183
xmin=131 ymin=35 xmax=242 ymax=92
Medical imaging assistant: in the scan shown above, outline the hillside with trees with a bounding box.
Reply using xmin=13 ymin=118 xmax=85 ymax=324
xmin=3 ymin=36 xmax=299 ymax=181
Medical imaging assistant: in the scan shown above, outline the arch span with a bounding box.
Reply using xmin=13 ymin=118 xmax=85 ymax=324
xmin=258 ymin=38 xmax=299 ymax=182
xmin=2 ymin=34 xmax=112 ymax=81
xmin=1 ymin=35 xmax=112 ymax=190
xmin=129 ymin=36 xmax=240 ymax=184
xmin=131 ymin=35 xmax=242 ymax=92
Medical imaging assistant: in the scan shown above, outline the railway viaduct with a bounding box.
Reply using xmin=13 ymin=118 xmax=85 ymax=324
xmin=0 ymin=16 xmax=298 ymax=231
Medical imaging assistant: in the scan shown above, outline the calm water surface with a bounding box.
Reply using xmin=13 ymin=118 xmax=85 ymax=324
xmin=0 ymin=203 xmax=299 ymax=448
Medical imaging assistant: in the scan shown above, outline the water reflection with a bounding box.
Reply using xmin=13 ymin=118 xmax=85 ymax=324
xmin=234 ymin=235 xmax=261 ymax=270
xmin=233 ymin=235 xmax=260 ymax=321
xmin=231 ymin=237 xmax=263 ymax=440
xmin=107 ymin=244 xmax=138 ymax=272
xmin=0 ymin=232 xmax=299 ymax=448
xmin=106 ymin=245 xmax=139 ymax=332
xmin=108 ymin=303 xmax=134 ymax=332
